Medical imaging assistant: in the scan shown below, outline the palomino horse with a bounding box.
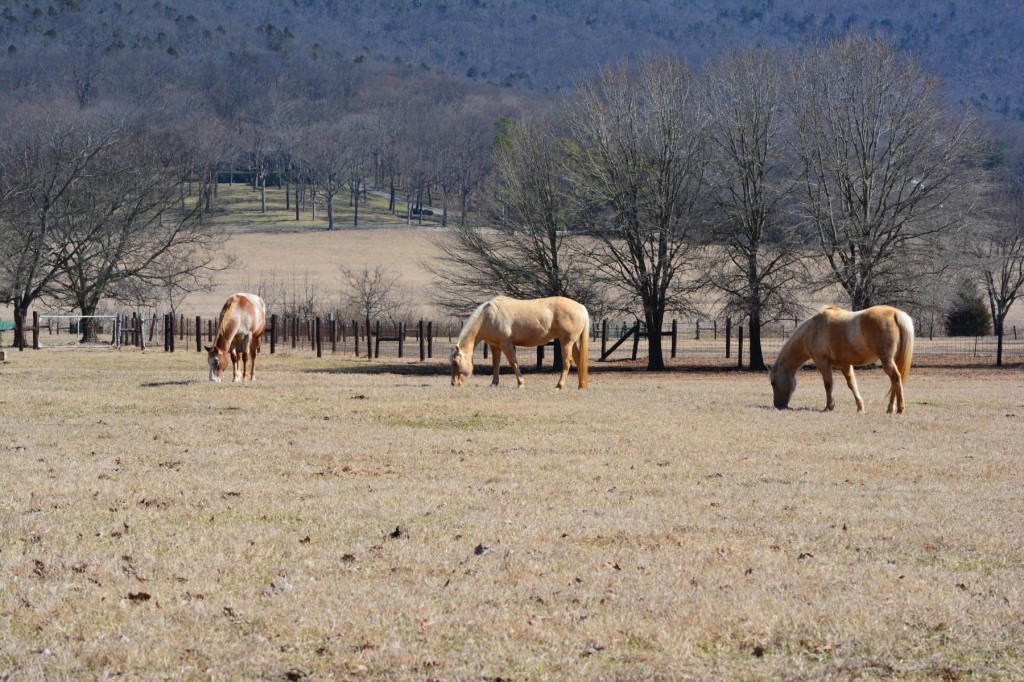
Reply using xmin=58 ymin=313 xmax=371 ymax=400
xmin=449 ymin=296 xmax=590 ymax=389
xmin=768 ymin=305 xmax=915 ymax=414
xmin=205 ymin=293 xmax=267 ymax=383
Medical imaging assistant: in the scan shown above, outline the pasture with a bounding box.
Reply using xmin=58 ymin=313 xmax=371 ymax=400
xmin=1 ymin=349 xmax=1022 ymax=680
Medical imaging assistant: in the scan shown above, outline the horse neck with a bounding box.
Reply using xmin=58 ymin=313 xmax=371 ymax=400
xmin=775 ymin=321 xmax=812 ymax=373
xmin=456 ymin=305 xmax=488 ymax=353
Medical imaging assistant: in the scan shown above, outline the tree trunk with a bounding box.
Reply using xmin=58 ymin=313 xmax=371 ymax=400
xmin=995 ymin=315 xmax=1005 ymax=367
xmin=644 ymin=308 xmax=665 ymax=371
xmin=353 ymin=182 xmax=360 ymax=227
xmin=260 ymin=176 xmax=267 ymax=213
xmin=327 ymin=194 xmax=335 ymax=231
xmin=13 ymin=306 xmax=27 ymax=350
xmin=748 ymin=308 xmax=766 ymax=371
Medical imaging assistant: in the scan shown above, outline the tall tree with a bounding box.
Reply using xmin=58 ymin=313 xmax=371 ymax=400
xmin=789 ymin=35 xmax=984 ymax=310
xmin=563 ymin=57 xmax=707 ymax=371
xmin=972 ymin=184 xmax=1024 ymax=366
xmin=0 ymin=105 xmax=120 ymax=348
xmin=429 ymin=112 xmax=600 ymax=315
xmin=700 ymin=47 xmax=805 ymax=371
xmin=50 ymin=127 xmax=229 ymax=341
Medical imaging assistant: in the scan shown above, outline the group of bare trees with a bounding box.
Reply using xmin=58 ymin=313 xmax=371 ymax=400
xmin=0 ymin=104 xmax=230 ymax=347
xmin=437 ymin=35 xmax=1024 ymax=369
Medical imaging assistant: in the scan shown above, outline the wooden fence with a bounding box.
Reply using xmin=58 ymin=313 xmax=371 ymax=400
xmin=12 ymin=311 xmax=1024 ymax=368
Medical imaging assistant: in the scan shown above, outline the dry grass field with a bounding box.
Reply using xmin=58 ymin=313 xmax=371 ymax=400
xmin=2 ymin=348 xmax=1022 ymax=680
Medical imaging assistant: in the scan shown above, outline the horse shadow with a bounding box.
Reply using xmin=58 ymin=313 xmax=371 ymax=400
xmin=140 ymin=379 xmax=200 ymax=388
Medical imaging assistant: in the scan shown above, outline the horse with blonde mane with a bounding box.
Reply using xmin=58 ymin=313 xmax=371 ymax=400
xmin=768 ymin=305 xmax=915 ymax=413
xmin=205 ymin=293 xmax=267 ymax=383
xmin=449 ymin=296 xmax=590 ymax=389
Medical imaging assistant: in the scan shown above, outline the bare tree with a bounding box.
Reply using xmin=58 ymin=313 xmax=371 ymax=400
xmin=49 ymin=127 xmax=231 ymax=341
xmin=0 ymin=104 xmax=121 ymax=347
xmin=562 ymin=57 xmax=708 ymax=371
xmin=304 ymin=120 xmax=364 ymax=231
xmin=789 ymin=35 xmax=984 ymax=310
xmin=429 ymin=111 xmax=601 ymax=315
xmin=971 ymin=184 xmax=1024 ymax=365
xmin=700 ymin=47 xmax=806 ymax=370
xmin=339 ymin=265 xmax=413 ymax=324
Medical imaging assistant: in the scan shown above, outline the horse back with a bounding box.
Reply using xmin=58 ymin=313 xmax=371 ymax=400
xmin=218 ymin=293 xmax=266 ymax=346
xmin=482 ymin=296 xmax=586 ymax=346
xmin=819 ymin=305 xmax=904 ymax=366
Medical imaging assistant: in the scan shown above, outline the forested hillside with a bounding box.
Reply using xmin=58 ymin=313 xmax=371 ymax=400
xmin=1 ymin=0 xmax=1023 ymax=119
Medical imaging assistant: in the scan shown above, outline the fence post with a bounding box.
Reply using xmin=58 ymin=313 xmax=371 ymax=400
xmin=714 ymin=319 xmax=718 ymax=340
xmin=671 ymin=319 xmax=678 ymax=359
xmin=316 ymin=317 xmax=322 ymax=358
xmin=419 ymin=320 xmax=425 ymax=361
xmin=483 ymin=343 xmax=488 ymax=359
xmin=366 ymin=317 xmax=372 ymax=359
xmin=427 ymin=321 xmax=433 ymax=359
xmin=601 ymin=319 xmax=608 ymax=360
xmin=195 ymin=315 xmax=201 ymax=352
xmin=291 ymin=317 xmax=297 ymax=350
xmin=725 ymin=318 xmax=732 ymax=359
xmin=330 ymin=314 xmax=337 ymax=354
xmin=695 ymin=319 xmax=700 ymax=341
xmin=737 ymin=322 xmax=744 ymax=369
xmin=398 ymin=322 xmax=405 ymax=358
xmin=536 ymin=343 xmax=544 ymax=370
xmin=270 ymin=314 xmax=277 ymax=354
xmin=32 ymin=311 xmax=40 ymax=350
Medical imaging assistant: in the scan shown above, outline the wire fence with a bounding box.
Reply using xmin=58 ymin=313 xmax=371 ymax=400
xmin=9 ymin=311 xmax=1024 ymax=368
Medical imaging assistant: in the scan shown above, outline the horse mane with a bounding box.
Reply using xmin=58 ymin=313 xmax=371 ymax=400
xmin=773 ymin=312 xmax=821 ymax=370
xmin=214 ymin=296 xmax=239 ymax=346
xmin=456 ymin=297 xmax=499 ymax=346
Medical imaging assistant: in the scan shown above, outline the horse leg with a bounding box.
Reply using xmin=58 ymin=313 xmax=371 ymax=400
xmin=880 ymin=359 xmax=904 ymax=414
xmin=818 ymin=364 xmax=836 ymax=411
xmin=489 ymin=343 xmax=501 ymax=386
xmin=556 ymin=337 xmax=574 ymax=389
xmin=840 ymin=365 xmax=865 ymax=413
xmin=240 ymin=335 xmax=252 ymax=381
xmin=502 ymin=343 xmax=525 ymax=387
xmin=230 ymin=348 xmax=241 ymax=382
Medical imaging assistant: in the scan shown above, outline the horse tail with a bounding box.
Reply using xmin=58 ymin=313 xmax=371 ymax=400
xmin=894 ymin=310 xmax=915 ymax=382
xmin=577 ymin=305 xmax=590 ymax=389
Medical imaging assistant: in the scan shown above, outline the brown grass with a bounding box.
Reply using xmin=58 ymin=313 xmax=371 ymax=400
xmin=195 ymin=184 xmax=446 ymax=317
xmin=2 ymin=349 xmax=1022 ymax=680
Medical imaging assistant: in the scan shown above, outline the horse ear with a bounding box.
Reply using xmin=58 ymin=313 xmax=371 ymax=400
xmin=203 ymin=344 xmax=212 ymax=353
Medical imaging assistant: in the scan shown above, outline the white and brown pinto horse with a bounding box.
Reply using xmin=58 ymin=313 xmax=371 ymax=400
xmin=449 ymin=296 xmax=590 ymax=389
xmin=768 ymin=305 xmax=915 ymax=414
xmin=206 ymin=293 xmax=267 ymax=383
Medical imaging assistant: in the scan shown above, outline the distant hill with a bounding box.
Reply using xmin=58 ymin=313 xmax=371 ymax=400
xmin=2 ymin=0 xmax=1023 ymax=119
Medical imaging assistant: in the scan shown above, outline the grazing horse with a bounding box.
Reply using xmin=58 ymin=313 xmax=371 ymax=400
xmin=768 ymin=305 xmax=915 ymax=414
xmin=449 ymin=296 xmax=590 ymax=389
xmin=205 ymin=293 xmax=267 ymax=383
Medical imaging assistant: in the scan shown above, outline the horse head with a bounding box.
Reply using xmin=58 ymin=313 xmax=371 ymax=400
xmin=767 ymin=364 xmax=796 ymax=409
xmin=449 ymin=346 xmax=472 ymax=387
xmin=206 ymin=344 xmax=228 ymax=383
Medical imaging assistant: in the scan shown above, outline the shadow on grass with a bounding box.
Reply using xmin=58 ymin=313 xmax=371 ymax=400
xmin=140 ymin=380 xmax=201 ymax=388
xmin=302 ymin=358 xmax=766 ymax=377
